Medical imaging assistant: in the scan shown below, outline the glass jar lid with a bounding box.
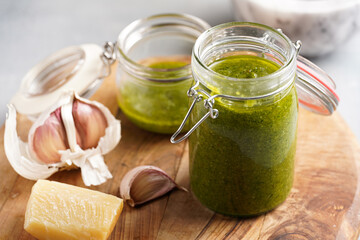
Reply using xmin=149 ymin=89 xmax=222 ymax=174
xmin=10 ymin=44 xmax=106 ymax=118
xmin=296 ymin=55 xmax=339 ymax=115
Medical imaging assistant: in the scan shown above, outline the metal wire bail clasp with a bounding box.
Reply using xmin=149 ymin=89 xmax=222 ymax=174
xmin=170 ymin=83 xmax=219 ymax=144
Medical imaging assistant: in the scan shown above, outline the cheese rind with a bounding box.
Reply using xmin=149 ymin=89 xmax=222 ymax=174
xmin=24 ymin=180 xmax=123 ymax=240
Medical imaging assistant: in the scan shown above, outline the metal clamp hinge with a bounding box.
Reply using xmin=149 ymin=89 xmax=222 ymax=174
xmin=170 ymin=85 xmax=219 ymax=144
xmin=101 ymin=41 xmax=117 ymax=78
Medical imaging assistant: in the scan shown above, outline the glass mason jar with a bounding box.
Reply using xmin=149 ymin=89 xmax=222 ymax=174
xmin=171 ymin=22 xmax=339 ymax=216
xmin=116 ymin=14 xmax=210 ymax=134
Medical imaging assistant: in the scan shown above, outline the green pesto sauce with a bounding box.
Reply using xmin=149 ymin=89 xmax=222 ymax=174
xmin=149 ymin=61 xmax=188 ymax=69
xmin=189 ymin=55 xmax=298 ymax=216
xmin=211 ymin=55 xmax=279 ymax=78
xmin=117 ymin=57 xmax=191 ymax=134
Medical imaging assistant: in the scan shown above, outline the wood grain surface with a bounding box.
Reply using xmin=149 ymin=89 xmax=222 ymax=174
xmin=0 ymin=66 xmax=359 ymax=240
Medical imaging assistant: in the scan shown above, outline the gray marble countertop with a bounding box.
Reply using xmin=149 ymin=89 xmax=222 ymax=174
xmin=1 ymin=0 xmax=359 ymax=141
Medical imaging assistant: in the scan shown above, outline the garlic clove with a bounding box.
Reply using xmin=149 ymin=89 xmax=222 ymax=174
xmin=72 ymin=99 xmax=108 ymax=150
xmin=29 ymin=107 xmax=69 ymax=164
xmin=120 ymin=165 xmax=187 ymax=207
xmin=71 ymin=92 xmax=121 ymax=155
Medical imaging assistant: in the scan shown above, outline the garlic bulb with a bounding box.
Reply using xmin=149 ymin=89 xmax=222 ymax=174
xmin=120 ymin=165 xmax=187 ymax=207
xmin=4 ymin=91 xmax=121 ymax=186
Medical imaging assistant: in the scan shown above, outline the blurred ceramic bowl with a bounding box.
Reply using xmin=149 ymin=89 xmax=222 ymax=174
xmin=231 ymin=0 xmax=360 ymax=57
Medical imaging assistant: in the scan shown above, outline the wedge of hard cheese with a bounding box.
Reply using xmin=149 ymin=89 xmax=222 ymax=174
xmin=24 ymin=180 xmax=123 ymax=240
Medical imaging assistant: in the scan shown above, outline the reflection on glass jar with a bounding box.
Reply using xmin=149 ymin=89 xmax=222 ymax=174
xmin=188 ymin=22 xmax=300 ymax=216
xmin=116 ymin=14 xmax=210 ymax=134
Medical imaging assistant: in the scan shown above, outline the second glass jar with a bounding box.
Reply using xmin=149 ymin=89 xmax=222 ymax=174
xmin=116 ymin=14 xmax=210 ymax=133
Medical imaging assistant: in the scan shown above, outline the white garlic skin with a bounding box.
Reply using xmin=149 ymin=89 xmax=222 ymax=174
xmin=120 ymin=165 xmax=187 ymax=207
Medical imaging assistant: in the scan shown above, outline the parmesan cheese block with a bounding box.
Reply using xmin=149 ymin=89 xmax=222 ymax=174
xmin=24 ymin=180 xmax=123 ymax=240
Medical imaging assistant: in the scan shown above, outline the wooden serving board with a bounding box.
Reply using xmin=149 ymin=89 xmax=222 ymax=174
xmin=1 ymin=67 xmax=360 ymax=240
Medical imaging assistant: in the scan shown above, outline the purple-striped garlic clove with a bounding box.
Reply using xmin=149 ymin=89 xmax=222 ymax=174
xmin=120 ymin=165 xmax=187 ymax=207
xmin=29 ymin=108 xmax=69 ymax=164
xmin=72 ymin=99 xmax=108 ymax=150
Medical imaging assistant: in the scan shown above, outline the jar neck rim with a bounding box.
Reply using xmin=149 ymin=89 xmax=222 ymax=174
xmin=116 ymin=13 xmax=210 ymax=82
xmin=193 ymin=22 xmax=299 ymax=84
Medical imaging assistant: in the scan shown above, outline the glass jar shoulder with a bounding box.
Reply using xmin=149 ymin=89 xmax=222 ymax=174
xmin=216 ymin=85 xmax=298 ymax=125
xmin=193 ymin=84 xmax=299 ymax=128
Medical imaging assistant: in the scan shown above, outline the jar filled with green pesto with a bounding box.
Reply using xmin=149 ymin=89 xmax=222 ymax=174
xmin=171 ymin=22 xmax=339 ymax=216
xmin=116 ymin=14 xmax=210 ymax=133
